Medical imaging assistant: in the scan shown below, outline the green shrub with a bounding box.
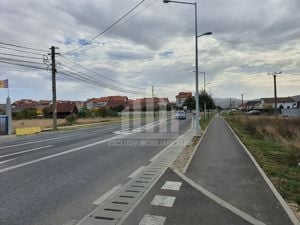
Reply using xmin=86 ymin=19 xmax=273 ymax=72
xmin=65 ymin=114 xmax=77 ymax=125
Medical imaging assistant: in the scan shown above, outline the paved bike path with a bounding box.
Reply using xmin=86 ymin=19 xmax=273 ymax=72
xmin=186 ymin=116 xmax=296 ymax=225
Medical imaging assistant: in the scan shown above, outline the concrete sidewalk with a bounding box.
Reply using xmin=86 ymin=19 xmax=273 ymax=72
xmin=121 ymin=116 xmax=298 ymax=225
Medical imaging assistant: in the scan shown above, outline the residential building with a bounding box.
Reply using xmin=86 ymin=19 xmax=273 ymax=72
xmin=176 ymin=92 xmax=192 ymax=108
xmin=86 ymin=96 xmax=129 ymax=110
xmin=259 ymin=97 xmax=297 ymax=109
xmin=49 ymin=102 xmax=78 ymax=118
xmin=244 ymin=100 xmax=260 ymax=111
xmin=12 ymin=99 xmax=39 ymax=112
xmin=129 ymin=97 xmax=169 ymax=111
xmin=291 ymin=95 xmax=300 ymax=108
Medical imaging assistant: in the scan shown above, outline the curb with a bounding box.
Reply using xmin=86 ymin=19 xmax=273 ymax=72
xmin=224 ymin=118 xmax=300 ymax=225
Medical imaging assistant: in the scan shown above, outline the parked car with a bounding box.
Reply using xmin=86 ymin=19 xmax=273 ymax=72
xmin=246 ymin=110 xmax=261 ymax=115
xmin=175 ymin=110 xmax=186 ymax=120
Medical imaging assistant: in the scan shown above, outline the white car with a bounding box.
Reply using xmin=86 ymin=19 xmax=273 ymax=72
xmin=175 ymin=110 xmax=186 ymax=120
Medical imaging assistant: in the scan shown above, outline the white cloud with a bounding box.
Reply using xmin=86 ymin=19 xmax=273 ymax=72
xmin=0 ymin=0 xmax=299 ymax=103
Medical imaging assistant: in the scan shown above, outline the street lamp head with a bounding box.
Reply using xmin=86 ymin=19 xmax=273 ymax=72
xmin=198 ymin=32 xmax=213 ymax=38
xmin=163 ymin=0 xmax=171 ymax=3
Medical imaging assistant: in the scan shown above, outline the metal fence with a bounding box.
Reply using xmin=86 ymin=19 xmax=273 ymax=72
xmin=0 ymin=115 xmax=8 ymax=135
xmin=281 ymin=108 xmax=300 ymax=117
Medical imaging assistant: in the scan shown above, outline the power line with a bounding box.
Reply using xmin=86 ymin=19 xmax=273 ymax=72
xmin=0 ymin=57 xmax=45 ymax=65
xmin=0 ymin=52 xmax=44 ymax=60
xmin=63 ymin=0 xmax=146 ymax=55
xmin=58 ymin=54 xmax=142 ymax=89
xmin=0 ymin=60 xmax=48 ymax=70
xmin=107 ymin=0 xmax=159 ymax=35
xmin=58 ymin=69 xmax=147 ymax=95
xmin=0 ymin=41 xmax=47 ymax=52
xmin=57 ymin=62 xmax=146 ymax=94
xmin=0 ymin=46 xmax=45 ymax=56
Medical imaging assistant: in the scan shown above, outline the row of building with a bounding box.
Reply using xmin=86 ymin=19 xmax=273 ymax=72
xmin=240 ymin=96 xmax=300 ymax=111
xmin=2 ymin=92 xmax=193 ymax=118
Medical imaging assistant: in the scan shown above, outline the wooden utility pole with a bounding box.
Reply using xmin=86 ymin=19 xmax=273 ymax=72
xmin=269 ymin=72 xmax=281 ymax=115
xmin=50 ymin=46 xmax=59 ymax=130
xmin=241 ymin=93 xmax=244 ymax=105
xmin=273 ymin=74 xmax=278 ymax=115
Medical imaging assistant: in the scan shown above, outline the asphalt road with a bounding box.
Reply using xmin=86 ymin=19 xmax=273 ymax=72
xmin=0 ymin=115 xmax=192 ymax=225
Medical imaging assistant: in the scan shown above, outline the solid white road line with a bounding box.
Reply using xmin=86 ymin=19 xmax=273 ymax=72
xmin=0 ymin=134 xmax=123 ymax=173
xmin=0 ymin=126 xmax=119 ymax=150
xmin=139 ymin=214 xmax=166 ymax=225
xmin=0 ymin=135 xmax=73 ymax=149
xmin=128 ymin=166 xmax=146 ymax=178
xmin=161 ymin=181 xmax=182 ymax=191
xmin=151 ymin=195 xmax=176 ymax=207
xmin=0 ymin=145 xmax=53 ymax=158
xmin=0 ymin=158 xmax=16 ymax=165
xmin=93 ymin=184 xmax=122 ymax=205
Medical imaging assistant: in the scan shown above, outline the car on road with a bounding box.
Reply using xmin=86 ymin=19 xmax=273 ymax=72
xmin=175 ymin=110 xmax=186 ymax=120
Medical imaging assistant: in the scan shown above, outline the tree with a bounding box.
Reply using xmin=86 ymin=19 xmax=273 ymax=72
xmin=78 ymin=107 xmax=91 ymax=118
xmin=199 ymin=89 xmax=215 ymax=110
xmin=111 ymin=105 xmax=125 ymax=112
xmin=183 ymin=96 xmax=195 ymax=111
xmin=43 ymin=107 xmax=50 ymax=118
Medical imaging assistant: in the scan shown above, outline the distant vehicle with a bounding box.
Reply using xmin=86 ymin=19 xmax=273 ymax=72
xmin=246 ymin=110 xmax=261 ymax=115
xmin=175 ymin=110 xmax=186 ymax=120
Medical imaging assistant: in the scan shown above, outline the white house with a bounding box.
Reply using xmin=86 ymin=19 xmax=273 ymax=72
xmin=259 ymin=97 xmax=297 ymax=109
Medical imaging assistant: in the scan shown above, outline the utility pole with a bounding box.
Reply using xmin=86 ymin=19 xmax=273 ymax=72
xmin=274 ymin=75 xmax=277 ymax=115
xmin=268 ymin=72 xmax=281 ymax=115
xmin=50 ymin=46 xmax=59 ymax=130
xmin=203 ymin=72 xmax=206 ymax=121
xmin=152 ymin=86 xmax=155 ymax=118
xmin=241 ymin=93 xmax=244 ymax=105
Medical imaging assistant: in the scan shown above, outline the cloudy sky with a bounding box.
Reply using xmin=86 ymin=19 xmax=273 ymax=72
xmin=0 ymin=0 xmax=299 ymax=103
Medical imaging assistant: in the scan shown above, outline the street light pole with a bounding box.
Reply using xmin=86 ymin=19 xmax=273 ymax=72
xmin=163 ymin=0 xmax=200 ymax=135
xmin=163 ymin=0 xmax=212 ymax=135
xmin=194 ymin=2 xmax=200 ymax=135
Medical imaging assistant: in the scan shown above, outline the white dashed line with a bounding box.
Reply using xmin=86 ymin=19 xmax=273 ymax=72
xmin=151 ymin=195 xmax=176 ymax=207
xmin=139 ymin=214 xmax=166 ymax=225
xmin=161 ymin=181 xmax=182 ymax=191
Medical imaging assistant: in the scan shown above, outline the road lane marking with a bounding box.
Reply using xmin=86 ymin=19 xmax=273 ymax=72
xmin=0 ymin=127 xmax=119 ymax=150
xmin=151 ymin=195 xmax=176 ymax=207
xmin=173 ymin=168 xmax=266 ymax=225
xmin=139 ymin=214 xmax=166 ymax=225
xmin=0 ymin=135 xmax=123 ymax=173
xmin=0 ymin=120 xmax=165 ymax=150
xmin=128 ymin=166 xmax=146 ymax=178
xmin=0 ymin=135 xmax=73 ymax=149
xmin=0 ymin=158 xmax=16 ymax=164
xmin=0 ymin=145 xmax=53 ymax=158
xmin=161 ymin=181 xmax=182 ymax=191
xmin=93 ymin=185 xmax=122 ymax=205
